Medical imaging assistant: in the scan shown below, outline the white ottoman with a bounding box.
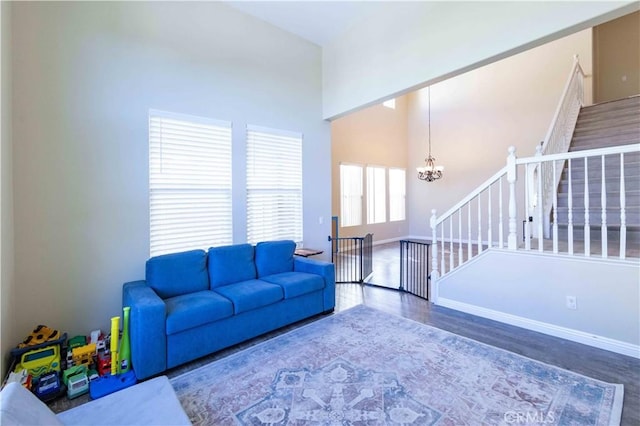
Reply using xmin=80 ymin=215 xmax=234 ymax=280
xmin=1 ymin=376 xmax=191 ymax=425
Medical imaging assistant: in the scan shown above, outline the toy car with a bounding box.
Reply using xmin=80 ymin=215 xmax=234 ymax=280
xmin=6 ymin=369 xmax=31 ymax=390
xmin=67 ymin=371 xmax=89 ymax=399
xmin=96 ymin=351 xmax=111 ymax=377
xmin=34 ymin=371 xmax=63 ymax=401
xmin=87 ymin=368 xmax=99 ymax=381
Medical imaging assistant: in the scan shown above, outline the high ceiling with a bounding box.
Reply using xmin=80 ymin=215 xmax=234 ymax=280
xmin=226 ymin=1 xmax=389 ymax=46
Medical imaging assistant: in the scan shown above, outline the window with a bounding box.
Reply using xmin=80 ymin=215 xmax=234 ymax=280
xmin=340 ymin=164 xmax=363 ymax=227
xmin=246 ymin=125 xmax=303 ymax=244
xmin=149 ymin=110 xmax=232 ymax=257
xmin=389 ymin=168 xmax=406 ymax=221
xmin=366 ymin=166 xmax=386 ymax=224
xmin=383 ymin=99 xmax=396 ymax=109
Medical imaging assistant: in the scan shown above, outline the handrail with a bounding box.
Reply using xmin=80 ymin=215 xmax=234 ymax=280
xmin=518 ymin=143 xmax=640 ymax=164
xmin=541 ymin=54 xmax=586 ymax=154
xmin=537 ymin=55 xmax=586 ymax=237
xmin=435 ymin=166 xmax=507 ymax=225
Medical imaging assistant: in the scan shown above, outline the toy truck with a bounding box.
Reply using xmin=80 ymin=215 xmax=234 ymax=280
xmin=71 ymin=343 xmax=96 ymax=367
xmin=63 ymin=364 xmax=89 ymax=399
xmin=66 ymin=371 xmax=89 ymax=399
xmin=34 ymin=371 xmax=63 ymax=402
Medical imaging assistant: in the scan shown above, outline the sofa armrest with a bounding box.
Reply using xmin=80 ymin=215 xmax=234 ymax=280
xmin=123 ymin=281 xmax=167 ymax=380
xmin=294 ymin=257 xmax=335 ymax=311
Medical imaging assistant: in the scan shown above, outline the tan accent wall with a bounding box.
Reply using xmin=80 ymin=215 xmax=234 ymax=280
xmin=1 ymin=0 xmax=16 ymax=378
xmin=331 ymin=97 xmax=409 ymax=241
xmin=593 ymin=11 xmax=640 ymax=103
xmin=331 ymin=29 xmax=592 ymax=242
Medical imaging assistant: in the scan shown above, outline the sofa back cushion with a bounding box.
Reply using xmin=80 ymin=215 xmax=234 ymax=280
xmin=146 ymin=250 xmax=209 ymax=299
xmin=208 ymin=244 xmax=256 ymax=288
xmin=255 ymin=240 xmax=295 ymax=277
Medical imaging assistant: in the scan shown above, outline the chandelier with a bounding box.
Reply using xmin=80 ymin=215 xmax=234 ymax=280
xmin=417 ymin=86 xmax=444 ymax=182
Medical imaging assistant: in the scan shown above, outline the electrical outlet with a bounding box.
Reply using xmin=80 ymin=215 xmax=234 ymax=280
xmin=566 ymin=296 xmax=577 ymax=310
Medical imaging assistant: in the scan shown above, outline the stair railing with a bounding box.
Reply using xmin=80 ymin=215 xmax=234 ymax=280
xmin=534 ymin=55 xmax=586 ymax=237
xmin=430 ymin=143 xmax=640 ymax=302
xmin=521 ymin=143 xmax=639 ymax=259
xmin=429 ymin=152 xmax=513 ymax=295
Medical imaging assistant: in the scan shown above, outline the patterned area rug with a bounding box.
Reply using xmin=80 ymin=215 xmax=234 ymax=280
xmin=170 ymin=305 xmax=623 ymax=425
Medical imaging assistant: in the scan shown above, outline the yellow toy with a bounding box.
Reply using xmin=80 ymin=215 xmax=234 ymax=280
xmin=110 ymin=316 xmax=120 ymax=375
xmin=71 ymin=343 xmax=96 ymax=367
xmin=14 ymin=345 xmax=61 ymax=378
xmin=17 ymin=325 xmax=60 ymax=348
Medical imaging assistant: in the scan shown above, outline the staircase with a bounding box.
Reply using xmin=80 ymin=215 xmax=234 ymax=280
xmin=555 ymin=96 xmax=640 ymax=255
xmin=427 ymin=62 xmax=640 ymax=359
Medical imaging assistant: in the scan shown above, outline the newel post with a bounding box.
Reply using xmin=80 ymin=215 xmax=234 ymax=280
xmin=507 ymin=146 xmax=518 ymax=249
xmin=430 ymin=209 xmax=439 ymax=302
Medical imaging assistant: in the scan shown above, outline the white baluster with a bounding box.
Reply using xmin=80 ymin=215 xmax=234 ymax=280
xmin=537 ymin=157 xmax=543 ymax=252
xmin=449 ymin=217 xmax=454 ymax=270
xmin=477 ymin=192 xmax=483 ymax=254
xmin=584 ymin=157 xmax=590 ymax=256
xmin=487 ymin=185 xmax=492 ymax=249
xmin=552 ymin=159 xmax=558 ymax=253
xmin=458 ymin=208 xmax=463 ymax=267
xmin=620 ymin=153 xmax=626 ymax=260
xmin=467 ymin=202 xmax=472 ymax=259
xmin=430 ymin=209 xmax=439 ymax=300
xmin=507 ymin=146 xmax=518 ymax=249
xmin=525 ymin=164 xmax=531 ymax=251
xmin=567 ymin=159 xmax=574 ymax=255
xmin=499 ymin=176 xmax=504 ymax=249
xmin=440 ymin=223 xmax=445 ymax=274
xmin=601 ymin=155 xmax=608 ymax=259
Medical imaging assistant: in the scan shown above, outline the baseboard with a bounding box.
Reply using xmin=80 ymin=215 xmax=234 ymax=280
xmin=437 ymin=297 xmax=640 ymax=359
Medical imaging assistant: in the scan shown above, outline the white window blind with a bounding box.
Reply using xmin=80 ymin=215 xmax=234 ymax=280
xmin=149 ymin=110 xmax=232 ymax=257
xmin=246 ymin=125 xmax=303 ymax=245
xmin=340 ymin=164 xmax=363 ymax=227
xmin=367 ymin=166 xmax=387 ymax=224
xmin=389 ymin=168 xmax=406 ymax=221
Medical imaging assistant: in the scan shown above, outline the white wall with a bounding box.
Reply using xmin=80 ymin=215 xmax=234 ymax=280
xmin=323 ymin=1 xmax=637 ymax=120
xmin=437 ymin=250 xmax=640 ymax=356
xmin=1 ymin=0 xmax=16 ymax=378
xmin=407 ymin=29 xmax=593 ymax=239
xmin=10 ymin=2 xmax=329 ymax=342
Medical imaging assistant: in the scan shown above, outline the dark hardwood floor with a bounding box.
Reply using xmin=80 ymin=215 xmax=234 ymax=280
xmin=51 ymin=282 xmax=639 ymax=424
xmin=335 ymin=283 xmax=639 ymax=425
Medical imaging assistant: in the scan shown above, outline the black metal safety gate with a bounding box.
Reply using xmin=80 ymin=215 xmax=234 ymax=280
xmin=329 ymin=233 xmax=373 ymax=283
xmin=399 ymin=240 xmax=430 ymax=300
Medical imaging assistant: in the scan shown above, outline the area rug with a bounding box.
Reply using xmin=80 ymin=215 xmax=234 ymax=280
xmin=170 ymin=305 xmax=623 ymax=425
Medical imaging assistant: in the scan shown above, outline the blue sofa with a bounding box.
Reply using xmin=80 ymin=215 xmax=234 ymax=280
xmin=122 ymin=240 xmax=335 ymax=380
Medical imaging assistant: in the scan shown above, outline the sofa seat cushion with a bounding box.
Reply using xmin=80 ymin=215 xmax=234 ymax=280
xmin=165 ymin=290 xmax=233 ymax=335
xmin=214 ymin=280 xmax=284 ymax=314
xmin=261 ymin=272 xmax=325 ymax=299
